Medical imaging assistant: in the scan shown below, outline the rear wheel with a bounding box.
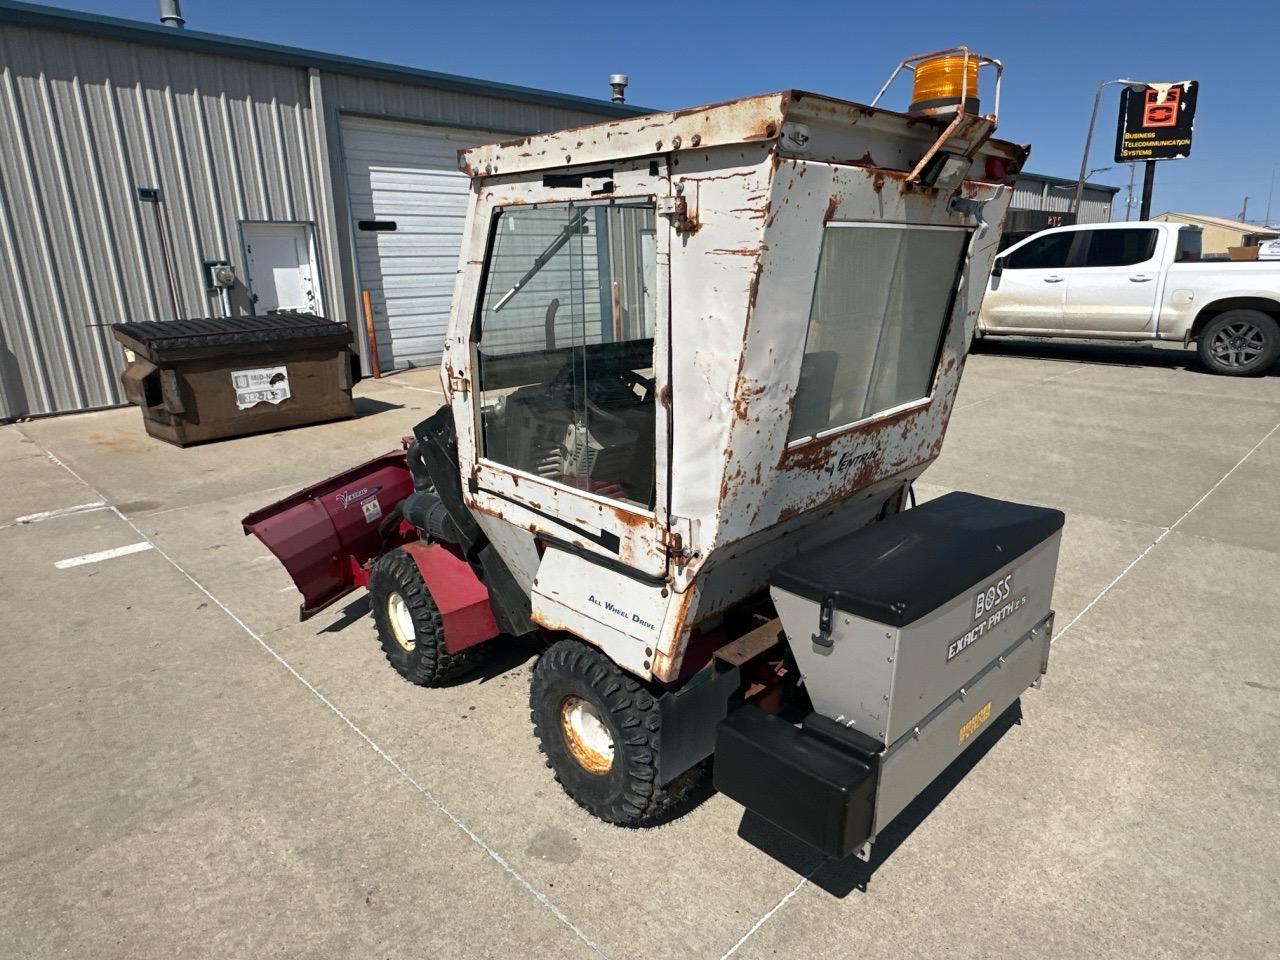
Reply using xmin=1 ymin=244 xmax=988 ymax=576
xmin=529 ymin=639 xmax=702 ymax=826
xmin=368 ymin=548 xmax=484 ymax=686
xmin=1197 ymin=309 xmax=1280 ymax=376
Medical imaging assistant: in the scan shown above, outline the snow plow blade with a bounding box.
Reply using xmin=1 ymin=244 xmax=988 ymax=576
xmin=241 ymin=450 xmax=414 ymax=619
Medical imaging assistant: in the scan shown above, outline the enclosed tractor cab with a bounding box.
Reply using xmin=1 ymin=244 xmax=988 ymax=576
xmin=245 ymin=50 xmax=1065 ymax=860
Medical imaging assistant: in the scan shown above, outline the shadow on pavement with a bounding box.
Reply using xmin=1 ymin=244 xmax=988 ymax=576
xmin=973 ymin=336 xmax=1280 ymax=377
xmin=319 ymin=594 xmax=371 ymax=633
xmin=353 ymin=396 xmax=403 ymax=417
xmin=973 ymin=337 xmax=1195 ymax=369
xmin=317 ymin=599 xmax=537 ymax=685
xmin=737 ymin=699 xmax=1025 ymax=898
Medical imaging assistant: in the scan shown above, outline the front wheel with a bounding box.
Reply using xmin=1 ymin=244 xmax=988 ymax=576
xmin=529 ymin=639 xmax=703 ymax=826
xmin=1197 ymin=310 xmax=1280 ymax=376
xmin=368 ymin=548 xmax=485 ymax=686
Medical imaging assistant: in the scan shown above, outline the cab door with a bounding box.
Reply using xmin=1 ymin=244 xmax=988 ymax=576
xmin=444 ymin=160 xmax=672 ymax=578
xmin=982 ymin=229 xmax=1076 ymax=331
xmin=1061 ymin=227 xmax=1163 ymax=333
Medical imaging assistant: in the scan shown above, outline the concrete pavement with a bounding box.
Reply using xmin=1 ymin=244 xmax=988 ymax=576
xmin=2 ymin=346 xmax=1278 ymax=959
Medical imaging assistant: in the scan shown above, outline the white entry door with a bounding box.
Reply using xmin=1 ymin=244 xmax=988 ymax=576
xmin=242 ymin=222 xmax=322 ymax=313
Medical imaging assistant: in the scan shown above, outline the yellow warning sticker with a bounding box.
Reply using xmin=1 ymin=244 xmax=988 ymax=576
xmin=958 ymin=701 xmax=992 ymax=745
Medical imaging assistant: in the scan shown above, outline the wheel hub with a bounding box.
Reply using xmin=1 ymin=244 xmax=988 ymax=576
xmin=559 ymin=696 xmax=615 ymax=775
xmin=386 ymin=592 xmax=416 ymax=652
xmin=1211 ymin=322 xmax=1264 ymax=367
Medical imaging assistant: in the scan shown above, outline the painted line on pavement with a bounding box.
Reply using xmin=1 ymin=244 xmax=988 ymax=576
xmin=718 ymin=415 xmax=1280 ymax=958
xmin=1054 ymin=417 xmax=1280 ymax=644
xmin=719 ymin=870 xmax=815 ymax=960
xmin=16 ymin=501 xmax=108 ymax=524
xmin=54 ymin=541 xmax=154 ymax=569
xmin=955 ymin=363 xmax=1087 ymax=411
xmin=33 ymin=443 xmax=611 ymax=959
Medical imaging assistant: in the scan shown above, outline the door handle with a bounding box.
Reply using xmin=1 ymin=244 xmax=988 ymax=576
xmin=1129 ymin=274 xmax=1154 ymax=282
xmin=1043 ymin=275 xmax=1064 ymax=283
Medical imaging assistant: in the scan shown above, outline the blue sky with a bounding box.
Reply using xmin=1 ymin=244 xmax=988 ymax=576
xmin=30 ymin=0 xmax=1280 ymax=224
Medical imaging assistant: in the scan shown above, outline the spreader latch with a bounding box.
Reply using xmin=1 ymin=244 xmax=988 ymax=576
xmin=811 ymin=596 xmax=835 ymax=648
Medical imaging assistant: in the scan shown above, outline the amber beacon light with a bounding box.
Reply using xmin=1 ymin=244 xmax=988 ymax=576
xmin=873 ymin=47 xmax=1003 ymax=122
xmin=910 ymin=54 xmax=980 ymax=115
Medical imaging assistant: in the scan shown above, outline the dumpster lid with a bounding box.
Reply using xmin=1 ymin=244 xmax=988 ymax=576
xmin=112 ymin=313 xmax=351 ymax=361
xmin=770 ymin=492 xmax=1064 ymax=627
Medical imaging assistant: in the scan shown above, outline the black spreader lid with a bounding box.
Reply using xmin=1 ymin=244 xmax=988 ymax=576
xmin=770 ymin=492 xmax=1065 ymax=628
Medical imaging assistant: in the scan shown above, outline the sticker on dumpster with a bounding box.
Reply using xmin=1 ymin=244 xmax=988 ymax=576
xmin=360 ymin=496 xmax=382 ymax=524
xmin=231 ymin=366 xmax=291 ymax=410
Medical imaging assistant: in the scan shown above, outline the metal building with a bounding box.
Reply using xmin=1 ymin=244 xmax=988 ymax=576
xmin=999 ymin=171 xmax=1119 ymax=248
xmin=0 ymin=0 xmax=644 ymax=420
xmin=1152 ymin=212 xmax=1280 ymax=255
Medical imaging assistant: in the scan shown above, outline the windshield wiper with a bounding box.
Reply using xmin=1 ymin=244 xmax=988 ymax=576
xmin=492 ymin=208 xmax=590 ymax=312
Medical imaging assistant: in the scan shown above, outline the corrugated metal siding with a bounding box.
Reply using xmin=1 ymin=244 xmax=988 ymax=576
xmin=0 ymin=21 xmax=332 ymax=418
xmin=1010 ymin=176 xmax=1114 ymax=224
xmin=0 ymin=18 xmax=630 ymax=419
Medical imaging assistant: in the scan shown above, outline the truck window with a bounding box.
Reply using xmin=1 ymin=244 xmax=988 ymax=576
xmin=1004 ymin=232 xmax=1073 ymax=270
xmin=1174 ymin=228 xmax=1202 ymax=262
xmin=788 ymin=223 xmax=967 ymax=442
xmin=1081 ymin=228 xmax=1158 ymax=267
xmin=474 ymin=200 xmax=658 ymax=509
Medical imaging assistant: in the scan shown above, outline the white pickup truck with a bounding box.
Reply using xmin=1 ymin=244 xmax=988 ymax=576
xmin=978 ymin=221 xmax=1280 ymax=375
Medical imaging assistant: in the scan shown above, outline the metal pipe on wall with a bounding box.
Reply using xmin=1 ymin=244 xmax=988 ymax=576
xmin=361 ymin=289 xmax=382 ymax=378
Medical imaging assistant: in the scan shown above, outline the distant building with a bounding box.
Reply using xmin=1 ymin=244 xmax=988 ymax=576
xmin=0 ymin=1 xmax=642 ymax=420
xmin=1000 ymin=172 xmax=1119 ymax=249
xmin=1152 ymin=212 xmax=1280 ymax=254
xmin=0 ymin=0 xmax=1127 ymax=421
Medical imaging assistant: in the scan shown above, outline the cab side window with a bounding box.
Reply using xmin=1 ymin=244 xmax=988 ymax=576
xmin=1081 ymin=228 xmax=1158 ymax=268
xmin=1005 ymin=232 xmax=1073 ymax=270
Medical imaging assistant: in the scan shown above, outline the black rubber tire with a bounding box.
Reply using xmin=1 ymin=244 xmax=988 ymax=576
xmin=1197 ymin=309 xmax=1280 ymax=376
xmin=529 ymin=638 xmax=703 ymax=827
xmin=368 ymin=548 xmax=485 ymax=686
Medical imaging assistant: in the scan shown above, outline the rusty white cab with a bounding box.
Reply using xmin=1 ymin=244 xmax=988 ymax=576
xmin=246 ymin=50 xmax=1066 ymax=861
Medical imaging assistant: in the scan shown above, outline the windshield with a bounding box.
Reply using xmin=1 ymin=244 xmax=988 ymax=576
xmin=473 ymin=200 xmax=659 ymax=509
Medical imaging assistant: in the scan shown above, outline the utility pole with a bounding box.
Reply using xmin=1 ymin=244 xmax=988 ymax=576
xmin=1238 ymin=197 xmax=1249 ymax=223
xmin=1265 ymin=166 xmax=1276 ymax=227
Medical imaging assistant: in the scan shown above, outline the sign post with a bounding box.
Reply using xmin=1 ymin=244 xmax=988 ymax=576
xmin=1115 ymin=81 xmax=1198 ymax=220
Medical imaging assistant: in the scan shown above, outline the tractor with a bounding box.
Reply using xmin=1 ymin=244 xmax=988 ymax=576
xmin=245 ymin=49 xmax=1063 ymax=860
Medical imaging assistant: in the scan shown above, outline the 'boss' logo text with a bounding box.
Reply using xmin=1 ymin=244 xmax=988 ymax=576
xmin=975 ymin=574 xmax=1013 ymax=620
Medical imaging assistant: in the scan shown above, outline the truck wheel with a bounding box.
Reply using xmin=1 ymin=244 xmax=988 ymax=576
xmin=530 ymin=639 xmax=701 ymax=826
xmin=368 ymin=548 xmax=483 ymax=686
xmin=1197 ymin=310 xmax=1280 ymax=376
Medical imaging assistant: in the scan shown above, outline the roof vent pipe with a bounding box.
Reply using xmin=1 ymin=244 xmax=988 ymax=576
xmin=609 ymin=74 xmax=629 ymax=103
xmin=159 ymin=0 xmax=185 ymax=28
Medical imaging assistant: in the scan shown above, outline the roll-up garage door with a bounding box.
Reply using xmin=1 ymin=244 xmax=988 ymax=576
xmin=341 ymin=116 xmax=507 ymax=371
